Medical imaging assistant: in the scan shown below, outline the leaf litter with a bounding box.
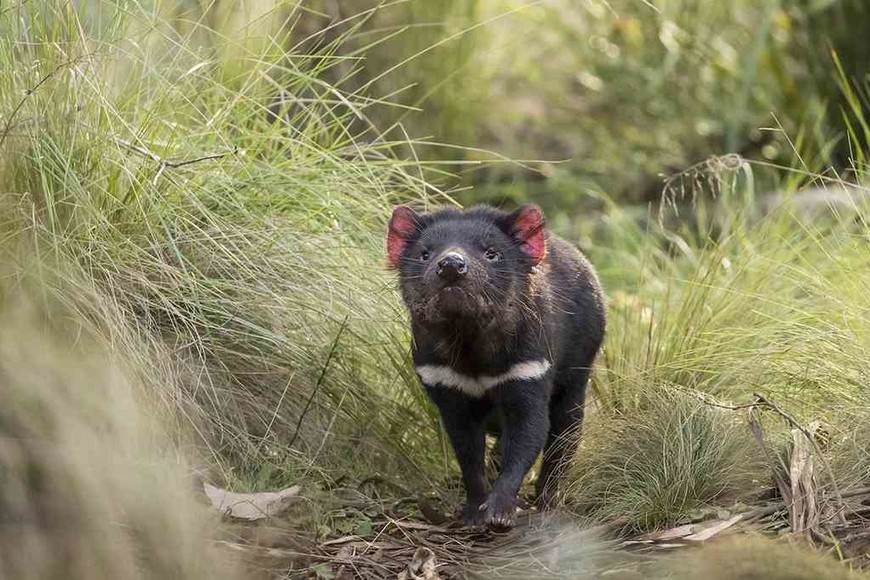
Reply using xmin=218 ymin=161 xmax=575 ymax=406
xmin=208 ymin=435 xmax=870 ymax=579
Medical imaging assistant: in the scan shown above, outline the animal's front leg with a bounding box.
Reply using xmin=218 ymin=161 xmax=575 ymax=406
xmin=426 ymin=387 xmax=490 ymax=526
xmin=484 ymin=380 xmax=550 ymax=529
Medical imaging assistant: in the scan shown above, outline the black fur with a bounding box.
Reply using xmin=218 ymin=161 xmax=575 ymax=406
xmin=389 ymin=204 xmax=606 ymax=528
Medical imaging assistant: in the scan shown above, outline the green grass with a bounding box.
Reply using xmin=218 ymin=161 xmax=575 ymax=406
xmin=566 ymin=388 xmax=761 ymax=531
xmin=560 ymin=155 xmax=870 ymax=528
xmin=0 ymin=0 xmax=450 ymax=495
xmin=0 ymin=287 xmax=238 ymax=580
xmin=259 ymin=1 xmax=870 ymax=214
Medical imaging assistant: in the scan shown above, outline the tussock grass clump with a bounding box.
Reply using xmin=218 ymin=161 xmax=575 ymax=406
xmin=566 ymin=389 xmax=759 ymax=531
xmin=564 ymin=155 xmax=870 ymax=528
xmin=0 ymin=293 xmax=238 ymax=580
xmin=0 ymin=0 xmax=445 ymax=491
xmin=657 ymin=535 xmax=869 ymax=580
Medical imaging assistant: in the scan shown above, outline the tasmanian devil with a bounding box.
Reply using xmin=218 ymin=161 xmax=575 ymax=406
xmin=386 ymin=204 xmax=606 ymax=529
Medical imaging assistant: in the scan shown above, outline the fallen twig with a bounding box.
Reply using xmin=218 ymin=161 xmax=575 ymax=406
xmin=111 ymin=135 xmax=237 ymax=186
xmin=743 ymin=503 xmax=784 ymax=522
xmin=841 ymin=487 xmax=870 ymax=500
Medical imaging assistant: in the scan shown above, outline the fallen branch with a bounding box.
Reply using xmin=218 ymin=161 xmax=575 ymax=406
xmin=743 ymin=503 xmax=784 ymax=522
xmin=841 ymin=487 xmax=870 ymax=499
xmin=750 ymin=392 xmax=847 ymax=528
xmin=111 ymin=135 xmax=237 ymax=186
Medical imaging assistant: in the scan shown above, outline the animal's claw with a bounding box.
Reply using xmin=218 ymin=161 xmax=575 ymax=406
xmin=480 ymin=495 xmax=517 ymax=530
xmin=460 ymin=501 xmax=487 ymax=527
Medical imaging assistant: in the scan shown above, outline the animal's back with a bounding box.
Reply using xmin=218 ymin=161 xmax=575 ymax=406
xmin=540 ymin=234 xmax=606 ymax=373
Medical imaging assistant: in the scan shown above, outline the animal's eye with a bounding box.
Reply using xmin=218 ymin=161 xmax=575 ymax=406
xmin=484 ymin=248 xmax=500 ymax=261
xmin=420 ymin=250 xmax=431 ymax=261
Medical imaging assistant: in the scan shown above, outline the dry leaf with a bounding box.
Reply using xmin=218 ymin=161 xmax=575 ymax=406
xmin=652 ymin=543 xmax=687 ymax=550
xmin=398 ymin=547 xmax=440 ymax=580
xmin=645 ymin=523 xmax=695 ymax=541
xmin=203 ymin=482 xmax=300 ymax=520
xmin=685 ymin=514 xmax=743 ymax=542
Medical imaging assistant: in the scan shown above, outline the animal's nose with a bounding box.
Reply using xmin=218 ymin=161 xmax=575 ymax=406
xmin=436 ymin=252 xmax=468 ymax=282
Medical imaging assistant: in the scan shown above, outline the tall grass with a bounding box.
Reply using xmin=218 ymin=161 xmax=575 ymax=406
xmin=0 ymin=283 xmax=238 ymax=579
xmin=562 ymin=151 xmax=869 ymax=528
xmin=69 ymin=0 xmax=869 ymax=210
xmin=265 ymin=1 xmax=870 ymax=211
xmin=0 ymin=0 xmax=449 ymax=494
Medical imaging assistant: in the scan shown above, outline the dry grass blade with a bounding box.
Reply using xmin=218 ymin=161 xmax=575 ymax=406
xmin=0 ymin=289 xmax=240 ymax=580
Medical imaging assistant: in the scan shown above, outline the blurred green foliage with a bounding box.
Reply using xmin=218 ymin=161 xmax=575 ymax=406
xmin=274 ymin=0 xmax=870 ymax=217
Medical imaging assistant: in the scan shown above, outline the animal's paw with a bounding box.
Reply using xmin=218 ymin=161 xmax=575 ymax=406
xmin=480 ymin=493 xmax=517 ymax=531
xmin=461 ymin=502 xmax=487 ymax=527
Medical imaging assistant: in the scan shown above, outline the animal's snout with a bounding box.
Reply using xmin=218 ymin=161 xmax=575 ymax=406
xmin=436 ymin=252 xmax=468 ymax=282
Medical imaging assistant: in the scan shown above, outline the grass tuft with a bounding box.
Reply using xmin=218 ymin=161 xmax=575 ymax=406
xmin=0 ymin=0 xmax=447 ymax=494
xmin=0 ymin=286 xmax=238 ymax=580
xmin=566 ymin=388 xmax=760 ymax=531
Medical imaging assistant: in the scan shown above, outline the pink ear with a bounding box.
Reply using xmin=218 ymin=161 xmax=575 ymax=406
xmin=386 ymin=206 xmax=419 ymax=269
xmin=509 ymin=205 xmax=547 ymax=265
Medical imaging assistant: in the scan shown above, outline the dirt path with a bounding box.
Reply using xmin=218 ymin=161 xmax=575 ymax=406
xmin=218 ymin=486 xmax=870 ymax=579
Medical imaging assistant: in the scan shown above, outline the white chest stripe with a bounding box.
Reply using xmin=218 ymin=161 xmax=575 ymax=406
xmin=415 ymin=359 xmax=551 ymax=397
